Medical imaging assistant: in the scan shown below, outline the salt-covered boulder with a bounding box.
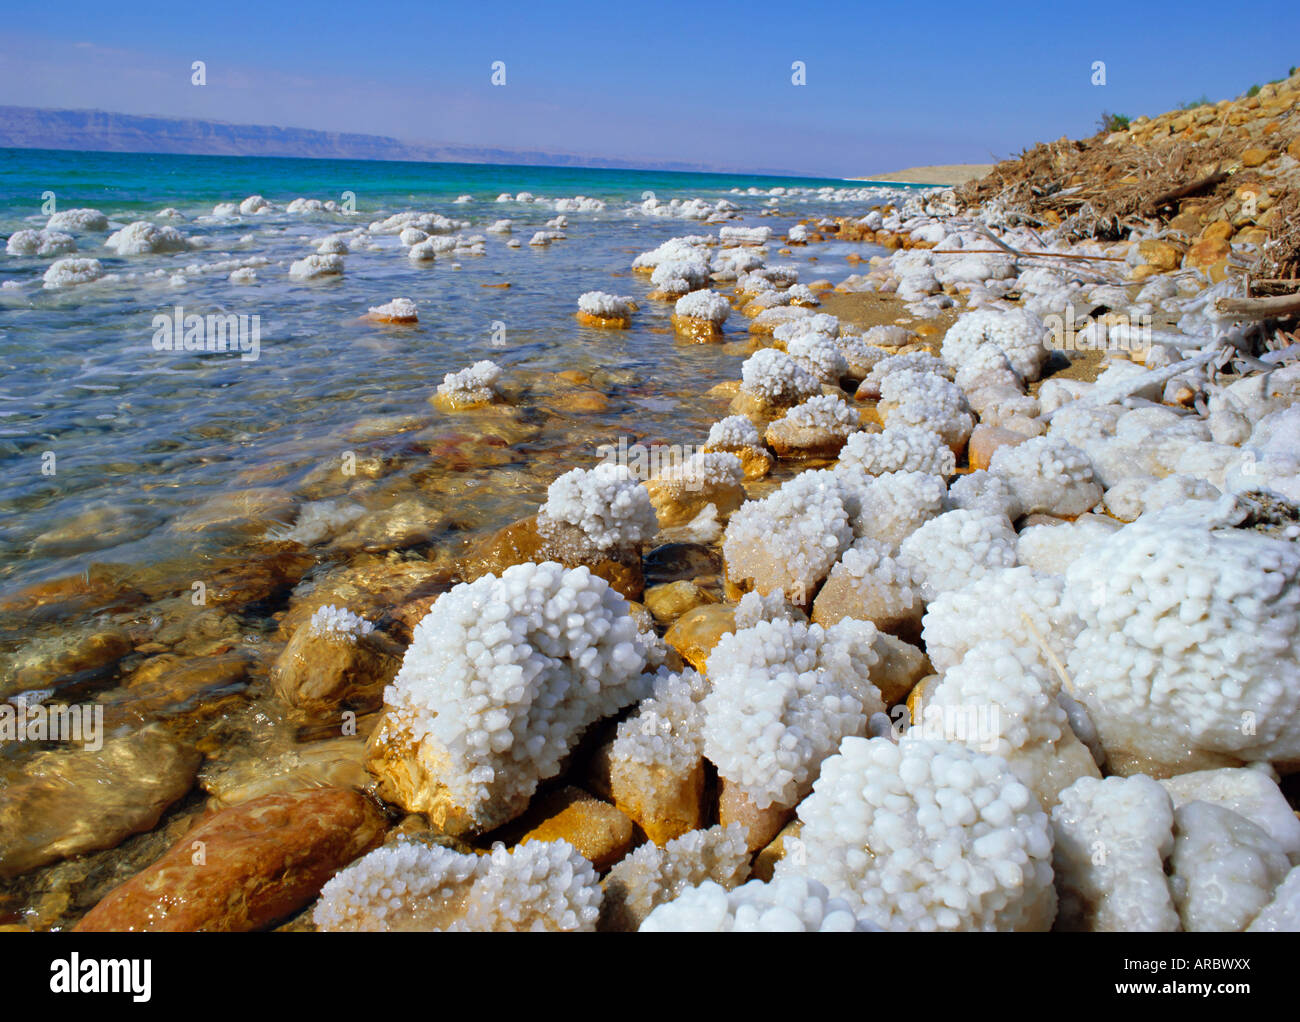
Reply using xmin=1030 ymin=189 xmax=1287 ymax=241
xmin=434 ymin=359 xmax=503 ymax=410
xmin=764 ymin=394 xmax=859 ymax=459
xmin=366 ymin=562 xmax=652 ymax=834
xmin=577 ymin=291 xmax=633 ymax=329
xmin=643 ymin=452 xmax=745 ymax=529
xmin=722 ymin=470 xmax=852 ymax=602
xmin=104 ymin=221 xmax=192 ymax=255
xmin=46 ymin=208 xmax=109 ymax=232
xmin=778 ymin=736 xmax=1056 ymax=931
xmin=988 ymin=436 xmax=1101 ymax=518
xmin=704 ymin=415 xmax=774 ymax=479
xmin=42 ymin=257 xmax=103 ymax=289
xmin=836 ymin=425 xmax=955 ymax=477
xmin=878 ymin=370 xmax=974 ymax=452
xmin=898 ymin=509 xmax=1018 ymax=601
xmin=270 ymin=604 xmax=402 ymax=713
xmin=671 ymin=289 xmax=730 ymax=340
xmin=811 ymin=537 xmax=923 ymax=638
xmin=640 ymin=875 xmax=876 ymax=931
xmin=6 ymin=229 xmax=76 ymax=257
xmin=288 ymin=253 xmax=344 ymax=280
xmin=1064 ymin=498 xmax=1300 ymax=775
xmin=314 ymin=837 xmax=601 ymax=931
xmin=942 ymin=307 xmax=1049 ymax=382
xmin=1051 ymin=775 xmax=1180 ymax=932
xmin=734 ymin=348 xmax=821 ymax=416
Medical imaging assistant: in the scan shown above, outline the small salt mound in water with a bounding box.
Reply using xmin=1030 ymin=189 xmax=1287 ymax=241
xmin=435 ymin=359 xmax=502 ymax=410
xmin=42 ymin=257 xmax=104 ymax=289
xmin=288 ymin=253 xmax=344 ymax=280
xmin=105 ymin=221 xmax=193 ymax=255
xmin=672 ymin=289 xmax=730 ymax=340
xmin=366 ymin=298 xmax=418 ymax=324
xmin=46 ymin=208 xmax=109 ymax=232
xmin=487 ymin=219 xmax=512 ymax=234
xmin=576 ymin=291 xmax=633 ymax=328
xmin=6 ymin=229 xmax=76 ymax=257
xmin=316 ymin=237 xmax=349 ymax=255
xmin=229 ymin=268 xmax=257 ymax=284
xmin=239 ymin=195 xmax=271 ymax=215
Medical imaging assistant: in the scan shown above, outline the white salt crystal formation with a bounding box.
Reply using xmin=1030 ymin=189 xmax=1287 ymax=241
xmin=1051 ymin=775 xmax=1181 ymax=932
xmin=723 ymin=470 xmax=852 ymax=600
xmin=1063 ymin=499 xmax=1300 ymax=773
xmin=702 ymin=616 xmax=884 ymax=811
xmin=577 ymin=291 xmax=633 ymax=323
xmin=307 ymin=604 xmax=376 ymax=641
xmin=104 ymin=221 xmax=192 ymax=255
xmin=780 ymin=736 xmax=1056 ymax=931
xmin=988 ymin=436 xmax=1102 ymax=517
xmin=314 ymin=837 xmax=600 ymax=931
xmin=739 ymin=349 xmax=821 ymax=410
xmin=599 ymin=824 xmax=751 ymax=931
xmin=878 ymin=370 xmax=974 ymax=450
xmin=435 ymin=359 xmax=502 ymax=409
xmin=288 ymin=253 xmax=344 ymax=280
xmin=46 ymin=208 xmax=109 ymax=232
xmin=835 ymin=468 xmax=947 ymax=548
xmin=811 ymin=537 xmax=922 ymax=636
xmin=836 ymin=425 xmax=955 ymax=478
xmin=6 ymin=229 xmax=76 ymax=256
xmin=42 ymin=257 xmax=103 ymax=289
xmin=941 ymin=306 xmax=1049 ymax=382
xmin=537 ymin=463 xmax=660 ymax=554
xmin=640 ymin=875 xmax=877 ymax=932
xmin=674 ymin=289 xmax=730 ymax=324
xmin=898 ymin=509 xmax=1018 ymax=601
xmin=366 ymin=562 xmax=650 ymax=834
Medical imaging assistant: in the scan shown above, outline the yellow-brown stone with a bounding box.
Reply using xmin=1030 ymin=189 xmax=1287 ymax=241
xmin=521 ymin=791 xmax=635 ymax=872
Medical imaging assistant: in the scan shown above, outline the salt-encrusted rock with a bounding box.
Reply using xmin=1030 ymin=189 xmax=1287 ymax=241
xmin=836 ymin=425 xmax=955 ymax=477
xmin=942 ymin=307 xmax=1049 ymax=382
xmin=640 ymin=875 xmax=876 ymax=931
xmin=834 ymin=468 xmax=947 ymax=548
xmin=780 ymin=736 xmax=1056 ymax=930
xmin=577 ymin=291 xmax=633 ymax=329
xmin=270 ymin=604 xmax=402 ymax=713
xmin=1168 ymin=801 xmax=1291 ymax=932
xmin=878 ymin=370 xmax=974 ymax=451
xmin=77 ymin=789 xmax=388 ymax=931
xmin=922 ymin=640 xmax=1099 ymax=808
xmin=1160 ymin=768 xmax=1300 ymax=860
xmin=735 ymin=349 xmax=821 ymax=414
xmin=1015 ymin=515 xmax=1119 ymax=576
xmin=898 ymin=509 xmax=1018 ymax=602
xmin=288 ymin=253 xmax=344 ymax=280
xmin=1103 ymin=473 xmax=1221 ymax=522
xmin=0 ymin=727 xmax=200 ymax=879
xmin=521 ymin=790 xmax=635 ymax=871
xmin=366 ymin=563 xmax=652 ymax=835
xmin=1247 ymin=867 xmax=1300 ymax=931
xmin=365 ymin=297 xmax=418 ymax=323
xmin=599 ymin=824 xmax=750 ymax=932
xmin=1064 ymin=499 xmax=1300 ymax=774
xmin=434 ymin=359 xmax=503 ymax=410
xmin=643 ymin=452 xmax=745 ymax=528
xmin=672 ymin=289 xmax=730 ymax=341
xmin=539 ymin=462 xmax=660 ymax=556
xmin=42 ymin=257 xmax=103 ymax=289
xmin=723 ymin=470 xmax=852 ymax=601
xmin=704 ymin=416 xmax=774 ymax=479
xmin=765 ymin=394 xmax=859 ymax=458
xmin=610 ymin=668 xmax=710 ymax=844
xmin=643 ymin=580 xmax=714 ymax=626
xmin=868 ymin=632 xmax=931 ymax=705
xmin=315 ymin=837 xmax=600 ymax=931
xmin=947 ymin=469 xmax=1021 ymax=519
xmin=785 ymin=333 xmax=849 ymax=384
xmin=702 ymin=616 xmax=883 ymax=821
xmin=988 ymin=436 xmax=1102 ymax=518
xmin=6 ymin=228 xmax=76 ymax=256
xmin=1051 ymin=775 xmax=1180 ymax=932
xmin=862 ymin=324 xmax=913 ymax=348
xmin=920 ymin=566 xmax=1077 ymax=674
xmin=46 ymin=208 xmax=109 ymax=232
xmin=811 ymin=537 xmax=923 ymax=638
xmin=104 ymin=221 xmax=192 ymax=255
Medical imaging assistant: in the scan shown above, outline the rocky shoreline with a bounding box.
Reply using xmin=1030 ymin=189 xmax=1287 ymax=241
xmin=3 ymin=73 xmax=1300 ymax=933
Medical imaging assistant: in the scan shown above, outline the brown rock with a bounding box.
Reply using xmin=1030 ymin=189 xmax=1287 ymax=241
xmin=642 ymin=470 xmax=746 ymax=528
xmin=75 ymin=788 xmax=388 ymax=931
xmin=718 ymin=780 xmax=795 ymax=853
xmin=644 ymin=580 xmax=715 ymax=626
xmin=463 ymin=514 xmax=644 ymax=600
xmin=521 ymin=790 xmax=634 ymax=871
xmin=663 ymin=603 xmax=736 ymax=673
xmin=0 ymin=727 xmax=200 ymax=879
xmin=752 ymin=819 xmax=803 ymax=882
xmin=968 ymin=424 xmax=1029 ymax=470
xmin=1138 ymin=239 xmax=1182 ymax=272
xmin=610 ymin=750 xmax=707 ymax=847
xmin=1200 ymin=220 xmax=1234 ymax=244
xmin=1186 ymin=235 xmax=1231 ymax=269
xmin=271 ymin=621 xmax=403 ymax=713
xmin=1240 ymin=148 xmax=1272 ymax=168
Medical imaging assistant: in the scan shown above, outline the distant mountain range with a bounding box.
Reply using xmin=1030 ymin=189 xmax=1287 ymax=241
xmin=0 ymin=106 xmax=798 ymax=176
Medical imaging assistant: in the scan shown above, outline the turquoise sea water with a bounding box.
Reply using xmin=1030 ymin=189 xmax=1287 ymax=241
xmin=0 ymin=147 xmax=915 ymax=598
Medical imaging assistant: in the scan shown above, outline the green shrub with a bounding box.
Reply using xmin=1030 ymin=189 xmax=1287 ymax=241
xmin=1097 ymin=111 xmax=1131 ymax=133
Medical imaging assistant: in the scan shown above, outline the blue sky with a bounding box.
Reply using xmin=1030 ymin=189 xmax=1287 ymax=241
xmin=1 ymin=0 xmax=1296 ymax=176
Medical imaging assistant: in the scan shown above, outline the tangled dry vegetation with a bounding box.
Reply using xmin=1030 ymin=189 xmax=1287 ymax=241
xmin=957 ymin=71 xmax=1300 ymax=282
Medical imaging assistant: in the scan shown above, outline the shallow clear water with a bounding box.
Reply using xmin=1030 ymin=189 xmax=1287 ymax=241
xmin=0 ymin=148 xmax=916 ymax=599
